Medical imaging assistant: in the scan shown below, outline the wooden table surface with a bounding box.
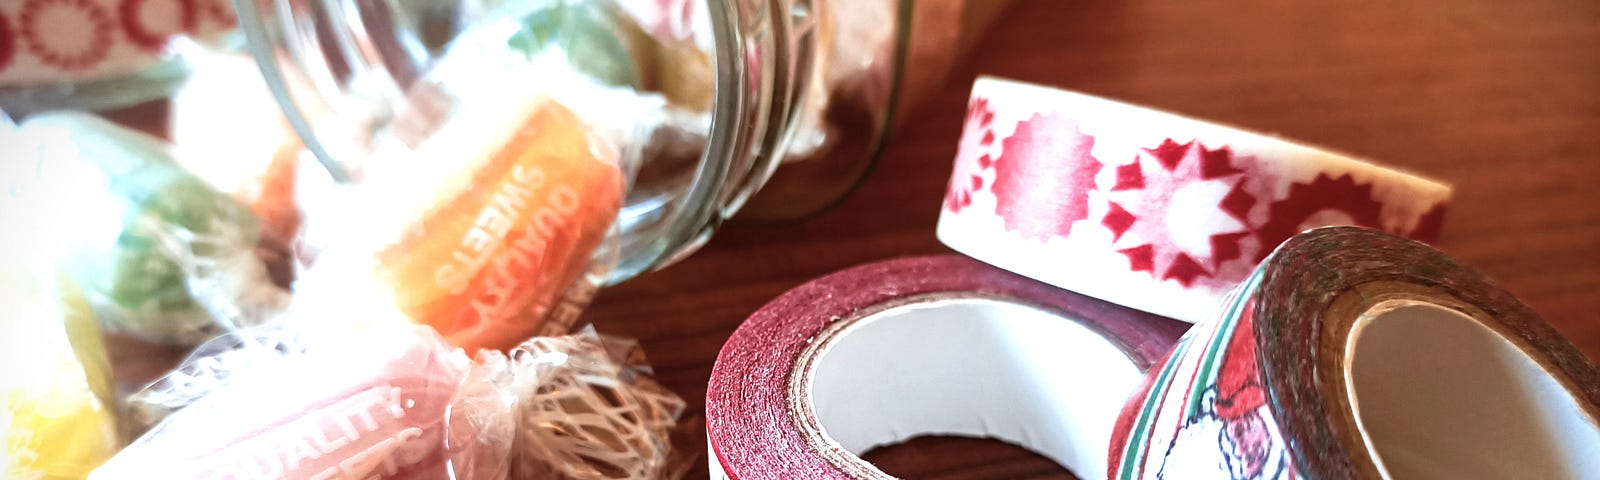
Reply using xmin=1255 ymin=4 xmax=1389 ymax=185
xmin=584 ymin=1 xmax=1600 ymax=478
xmin=90 ymin=0 xmax=1596 ymax=478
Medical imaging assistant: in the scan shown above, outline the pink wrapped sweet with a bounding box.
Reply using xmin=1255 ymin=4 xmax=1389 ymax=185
xmin=94 ymin=324 xmax=513 ymax=479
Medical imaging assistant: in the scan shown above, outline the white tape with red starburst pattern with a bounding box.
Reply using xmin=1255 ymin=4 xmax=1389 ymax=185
xmin=937 ymin=76 xmax=1452 ymax=323
xmin=0 ymin=0 xmax=234 ymax=85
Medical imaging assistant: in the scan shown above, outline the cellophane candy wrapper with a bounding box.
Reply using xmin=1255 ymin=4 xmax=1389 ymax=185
xmin=120 ymin=322 xmax=315 ymax=436
xmin=2 ymin=111 xmax=122 ymax=478
xmin=293 ymin=94 xmax=626 ymax=353
xmin=1 ymin=277 xmax=123 ymax=480
xmin=113 ymin=321 xmax=691 ymax=479
xmin=0 ymin=274 xmax=122 ymax=479
xmin=98 ymin=319 xmax=518 ymax=479
xmin=166 ymin=49 xmax=334 ymax=288
xmin=168 ymin=50 xmax=311 ymax=253
xmin=8 ymin=112 xmax=289 ymax=345
xmin=509 ymin=329 xmax=694 ymax=479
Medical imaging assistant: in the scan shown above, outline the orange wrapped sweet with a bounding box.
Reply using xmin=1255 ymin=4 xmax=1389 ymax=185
xmin=370 ymin=99 xmax=623 ymax=352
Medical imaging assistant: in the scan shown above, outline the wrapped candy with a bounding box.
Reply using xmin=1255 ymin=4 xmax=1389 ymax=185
xmin=168 ymin=50 xmax=313 ymax=263
xmin=111 ymin=320 xmax=688 ymax=479
xmin=371 ymin=98 xmax=621 ymax=352
xmin=509 ymin=0 xmax=714 ymax=111
xmin=12 ymin=112 xmax=289 ymax=345
xmin=1 ymin=276 xmax=122 ymax=480
xmin=1 ymin=119 xmax=122 ymax=478
xmin=97 ymin=320 xmax=517 ymax=479
xmin=510 ymin=0 xmax=644 ymax=89
xmin=298 ymin=96 xmax=625 ymax=353
xmin=509 ymin=331 xmax=689 ymax=479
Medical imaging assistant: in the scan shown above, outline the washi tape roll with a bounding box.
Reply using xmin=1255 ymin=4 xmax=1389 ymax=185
xmin=938 ymin=77 xmax=1453 ymax=323
xmin=706 ymin=255 xmax=1188 ymax=479
xmin=1109 ymin=226 xmax=1600 ymax=479
xmin=0 ymin=0 xmax=234 ymax=84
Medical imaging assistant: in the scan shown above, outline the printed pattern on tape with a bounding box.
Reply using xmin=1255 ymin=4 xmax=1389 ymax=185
xmin=939 ymin=77 xmax=1451 ymax=323
xmin=1107 ymin=226 xmax=1600 ymax=479
xmin=1108 ymin=267 xmax=1301 ymax=480
xmin=0 ymin=0 xmax=234 ymax=84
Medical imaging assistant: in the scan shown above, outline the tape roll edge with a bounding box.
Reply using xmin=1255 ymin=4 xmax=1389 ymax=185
xmin=1257 ymin=226 xmax=1600 ymax=477
xmin=707 ymin=254 xmax=1189 ymax=479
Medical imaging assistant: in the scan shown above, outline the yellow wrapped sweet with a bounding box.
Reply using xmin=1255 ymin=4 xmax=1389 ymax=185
xmin=2 ymin=117 xmax=120 ymax=479
xmin=2 ymin=271 xmax=120 ymax=480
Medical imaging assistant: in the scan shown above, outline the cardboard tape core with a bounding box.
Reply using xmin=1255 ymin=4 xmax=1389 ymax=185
xmin=1345 ymin=301 xmax=1600 ymax=479
xmin=796 ymin=296 xmax=1141 ymax=479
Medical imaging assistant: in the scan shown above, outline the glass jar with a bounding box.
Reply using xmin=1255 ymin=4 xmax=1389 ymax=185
xmin=227 ymin=0 xmax=1009 ymax=284
xmin=3 ymin=0 xmax=1011 ymax=356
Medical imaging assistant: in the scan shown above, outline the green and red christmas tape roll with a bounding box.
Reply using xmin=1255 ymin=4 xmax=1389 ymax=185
xmin=938 ymin=77 xmax=1452 ymax=324
xmin=1109 ymin=226 xmax=1600 ymax=479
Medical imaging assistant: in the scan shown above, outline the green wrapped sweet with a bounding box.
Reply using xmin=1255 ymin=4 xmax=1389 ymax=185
xmin=20 ymin=113 xmax=273 ymax=345
xmin=107 ymin=160 xmax=259 ymax=316
xmin=509 ymin=0 xmax=642 ymax=88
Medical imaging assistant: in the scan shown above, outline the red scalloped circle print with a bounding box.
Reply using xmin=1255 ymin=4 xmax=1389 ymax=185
xmin=0 ymin=13 xmax=14 ymax=74
xmin=1254 ymin=173 xmax=1384 ymax=261
xmin=19 ymin=0 xmax=115 ymax=71
xmin=990 ymin=113 xmax=1102 ymax=240
xmin=1103 ymin=139 xmax=1257 ymax=287
xmin=945 ymin=96 xmax=995 ymax=212
xmin=120 ymin=0 xmax=197 ymax=51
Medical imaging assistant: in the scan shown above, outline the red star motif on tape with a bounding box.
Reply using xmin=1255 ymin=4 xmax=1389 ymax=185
xmin=991 ymin=113 xmax=1101 ymax=240
xmin=944 ymin=97 xmax=996 ymax=213
xmin=1411 ymin=203 xmax=1447 ymax=243
xmin=1253 ymin=173 xmax=1386 ymax=261
xmin=1103 ymin=139 xmax=1256 ymax=287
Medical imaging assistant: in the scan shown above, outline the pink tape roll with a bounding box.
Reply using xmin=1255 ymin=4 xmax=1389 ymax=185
xmin=938 ymin=77 xmax=1452 ymax=323
xmin=706 ymin=255 xmax=1187 ymax=479
xmin=0 ymin=0 xmax=234 ymax=84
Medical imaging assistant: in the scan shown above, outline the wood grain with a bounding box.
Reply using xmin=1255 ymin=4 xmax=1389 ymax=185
xmin=585 ymin=0 xmax=1600 ymax=478
xmin=92 ymin=0 xmax=1597 ymax=478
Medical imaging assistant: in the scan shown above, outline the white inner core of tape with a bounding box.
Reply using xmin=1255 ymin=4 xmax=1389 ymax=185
xmin=805 ymin=297 xmax=1141 ymax=478
xmin=1346 ymin=301 xmax=1600 ymax=479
